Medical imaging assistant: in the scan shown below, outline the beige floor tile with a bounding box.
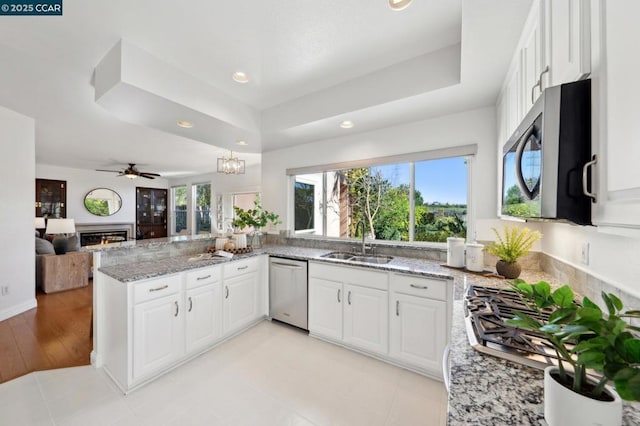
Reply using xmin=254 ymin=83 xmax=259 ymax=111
xmin=1 ymin=321 xmax=446 ymax=426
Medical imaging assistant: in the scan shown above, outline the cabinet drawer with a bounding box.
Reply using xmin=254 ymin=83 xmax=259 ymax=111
xmin=223 ymin=257 xmax=259 ymax=279
xmin=310 ymin=262 xmax=388 ymax=291
xmin=185 ymin=265 xmax=221 ymax=289
xmin=390 ymin=274 xmax=447 ymax=301
xmin=133 ymin=274 xmax=182 ymax=304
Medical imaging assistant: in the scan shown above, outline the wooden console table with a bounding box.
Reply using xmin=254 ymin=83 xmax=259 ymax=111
xmin=41 ymin=252 xmax=90 ymax=293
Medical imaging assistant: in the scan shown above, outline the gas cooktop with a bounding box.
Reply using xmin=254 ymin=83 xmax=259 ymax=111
xmin=463 ymin=285 xmax=573 ymax=369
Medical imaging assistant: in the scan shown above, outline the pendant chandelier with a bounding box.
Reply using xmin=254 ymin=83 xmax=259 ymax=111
xmin=217 ymin=151 xmax=245 ymax=175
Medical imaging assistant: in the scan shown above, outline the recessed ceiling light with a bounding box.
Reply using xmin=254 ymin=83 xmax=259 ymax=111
xmin=340 ymin=120 xmax=354 ymax=129
xmin=236 ymin=140 xmax=248 ymax=146
xmin=177 ymin=120 xmax=193 ymax=128
xmin=232 ymin=71 xmax=249 ymax=83
xmin=389 ymin=0 xmax=412 ymax=11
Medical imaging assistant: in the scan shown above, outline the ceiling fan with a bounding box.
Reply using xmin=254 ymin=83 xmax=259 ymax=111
xmin=96 ymin=163 xmax=161 ymax=180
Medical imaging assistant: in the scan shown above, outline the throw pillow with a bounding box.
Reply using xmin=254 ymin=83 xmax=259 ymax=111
xmin=35 ymin=237 xmax=55 ymax=254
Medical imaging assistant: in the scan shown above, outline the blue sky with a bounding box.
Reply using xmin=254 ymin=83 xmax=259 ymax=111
xmin=373 ymin=157 xmax=468 ymax=205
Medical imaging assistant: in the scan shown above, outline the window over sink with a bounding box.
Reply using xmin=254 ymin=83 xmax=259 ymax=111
xmin=291 ymin=150 xmax=469 ymax=243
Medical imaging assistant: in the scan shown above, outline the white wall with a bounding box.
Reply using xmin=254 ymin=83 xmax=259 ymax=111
xmin=36 ymin=164 xmax=169 ymax=226
xmin=262 ymin=107 xmax=498 ymax=238
xmin=0 ymin=105 xmax=36 ymax=321
xmin=543 ymin=223 xmax=640 ymax=299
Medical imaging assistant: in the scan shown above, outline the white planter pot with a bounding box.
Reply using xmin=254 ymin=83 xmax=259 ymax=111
xmin=544 ymin=366 xmax=622 ymax=426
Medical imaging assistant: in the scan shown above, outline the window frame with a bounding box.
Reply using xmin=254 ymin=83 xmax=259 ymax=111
xmin=286 ymin=145 xmax=476 ymax=244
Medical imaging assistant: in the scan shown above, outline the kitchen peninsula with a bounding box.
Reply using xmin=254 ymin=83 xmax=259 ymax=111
xmin=88 ymin=237 xmax=640 ymax=424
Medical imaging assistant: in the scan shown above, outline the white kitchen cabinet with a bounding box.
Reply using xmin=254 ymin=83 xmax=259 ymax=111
xmin=343 ymin=283 xmax=388 ymax=354
xmin=99 ymin=256 xmax=267 ymax=393
xmin=133 ymin=293 xmax=183 ymax=381
xmin=547 ymin=0 xmax=590 ymax=86
xmin=590 ymin=1 xmax=640 ymax=231
xmin=389 ymin=274 xmax=451 ymax=377
xmin=223 ymin=257 xmax=261 ymax=335
xmin=308 ymin=262 xmax=389 ymax=356
xmin=308 ymin=277 xmax=343 ymax=341
xmin=520 ymin=0 xmax=546 ymax=114
xmin=185 ymin=283 xmax=222 ymax=355
xmin=390 ymin=293 xmax=446 ymax=374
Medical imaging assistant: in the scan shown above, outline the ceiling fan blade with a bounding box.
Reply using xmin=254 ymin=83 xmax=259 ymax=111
xmin=95 ymin=169 xmax=122 ymax=173
xmin=139 ymin=174 xmax=156 ymax=179
xmin=139 ymin=172 xmax=161 ymax=177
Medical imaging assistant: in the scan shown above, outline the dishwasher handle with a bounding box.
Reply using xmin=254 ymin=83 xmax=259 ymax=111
xmin=442 ymin=343 xmax=451 ymax=393
xmin=271 ymin=261 xmax=303 ymax=269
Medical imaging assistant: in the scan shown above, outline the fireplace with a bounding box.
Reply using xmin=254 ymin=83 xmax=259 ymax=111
xmin=76 ymin=223 xmax=134 ymax=247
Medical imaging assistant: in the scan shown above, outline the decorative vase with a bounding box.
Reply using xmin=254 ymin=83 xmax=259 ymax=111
xmin=495 ymin=260 xmax=521 ymax=279
xmin=251 ymin=230 xmax=264 ymax=249
xmin=544 ymin=366 xmax=622 ymax=426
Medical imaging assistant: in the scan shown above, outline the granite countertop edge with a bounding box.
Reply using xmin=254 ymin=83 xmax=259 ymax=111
xmin=97 ymin=245 xmax=456 ymax=283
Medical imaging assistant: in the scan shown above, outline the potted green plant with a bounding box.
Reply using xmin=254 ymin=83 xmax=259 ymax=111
xmin=231 ymin=197 xmax=280 ymax=247
xmin=507 ymin=279 xmax=640 ymax=426
xmin=485 ymin=225 xmax=541 ymax=278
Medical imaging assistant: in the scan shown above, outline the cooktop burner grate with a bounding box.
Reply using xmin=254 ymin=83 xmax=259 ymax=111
xmin=464 ymin=285 xmax=574 ymax=368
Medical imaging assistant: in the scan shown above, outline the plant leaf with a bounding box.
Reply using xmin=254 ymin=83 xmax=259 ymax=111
xmin=552 ymin=285 xmax=574 ymax=309
xmin=574 ymin=337 xmax=609 ymax=353
xmin=623 ymin=339 xmax=640 ymax=363
xmin=614 ymin=368 xmax=640 ymax=401
xmin=582 ymin=297 xmax=600 ymax=310
xmin=577 ymin=351 xmax=605 ymax=369
xmin=577 ymin=307 xmax=602 ymax=321
xmin=548 ymin=308 xmax=576 ymax=324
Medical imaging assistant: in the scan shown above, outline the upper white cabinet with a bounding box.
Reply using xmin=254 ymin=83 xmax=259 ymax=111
xmin=591 ymin=1 xmax=640 ymax=230
xmin=521 ymin=2 xmax=545 ymax=113
xmin=547 ymin=0 xmax=591 ymax=86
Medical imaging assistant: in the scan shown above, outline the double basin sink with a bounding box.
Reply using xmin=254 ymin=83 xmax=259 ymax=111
xmin=320 ymin=251 xmax=393 ymax=265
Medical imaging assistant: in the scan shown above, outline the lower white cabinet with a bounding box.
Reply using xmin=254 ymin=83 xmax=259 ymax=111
xmin=308 ymin=262 xmax=389 ymax=357
xmin=133 ymin=293 xmax=183 ymax=381
xmin=389 ymin=273 xmax=451 ymax=377
xmin=223 ymin=271 xmax=259 ymax=335
xmin=99 ymin=255 xmax=267 ymax=393
xmin=343 ymin=283 xmax=388 ymax=355
xmin=308 ymin=262 xmax=452 ymax=380
xmin=308 ymin=277 xmax=343 ymax=340
xmin=390 ymin=293 xmax=446 ymax=373
xmin=185 ymin=282 xmax=222 ymax=355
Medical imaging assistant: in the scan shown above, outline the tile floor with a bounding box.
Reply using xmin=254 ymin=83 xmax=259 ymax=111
xmin=0 ymin=321 xmax=447 ymax=426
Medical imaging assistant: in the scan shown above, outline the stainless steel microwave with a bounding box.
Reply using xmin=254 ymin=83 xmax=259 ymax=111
xmin=501 ymin=79 xmax=593 ymax=225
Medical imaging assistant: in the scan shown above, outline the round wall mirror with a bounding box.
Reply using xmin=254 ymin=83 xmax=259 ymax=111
xmin=84 ymin=188 xmax=122 ymax=216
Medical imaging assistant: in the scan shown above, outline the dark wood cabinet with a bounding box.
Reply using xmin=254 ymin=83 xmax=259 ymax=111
xmin=36 ymin=179 xmax=66 ymax=218
xmin=136 ymin=187 xmax=167 ymax=239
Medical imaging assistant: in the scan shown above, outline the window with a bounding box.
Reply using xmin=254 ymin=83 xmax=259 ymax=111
xmin=294 ymin=181 xmax=315 ymax=232
xmin=291 ymin=154 xmax=468 ymax=243
xmin=172 ymin=186 xmax=188 ymax=234
xmin=193 ymin=183 xmax=211 ymax=234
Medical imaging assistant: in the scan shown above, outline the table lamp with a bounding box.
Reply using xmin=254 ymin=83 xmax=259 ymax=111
xmin=35 ymin=217 xmax=46 ymax=237
xmin=45 ymin=218 xmax=76 ymax=255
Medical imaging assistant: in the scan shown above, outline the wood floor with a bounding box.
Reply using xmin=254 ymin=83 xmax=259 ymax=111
xmin=0 ymin=281 xmax=92 ymax=383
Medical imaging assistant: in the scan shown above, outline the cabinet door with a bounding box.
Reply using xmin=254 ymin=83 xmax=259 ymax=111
xmin=308 ymin=277 xmax=343 ymax=341
xmin=186 ymin=283 xmax=222 ymax=354
xmin=223 ymin=271 xmax=258 ymax=335
xmin=390 ymin=293 xmax=446 ymax=375
xmin=548 ymin=0 xmax=590 ymax=86
xmin=35 ymin=179 xmax=66 ymax=218
xmin=591 ymin=1 xmax=640 ymax=230
xmin=133 ymin=294 xmax=183 ymax=381
xmin=343 ymin=284 xmax=388 ymax=355
xmin=521 ymin=1 xmax=544 ymax=114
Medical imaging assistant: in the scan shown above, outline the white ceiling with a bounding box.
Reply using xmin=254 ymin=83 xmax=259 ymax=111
xmin=0 ymin=0 xmax=532 ymax=177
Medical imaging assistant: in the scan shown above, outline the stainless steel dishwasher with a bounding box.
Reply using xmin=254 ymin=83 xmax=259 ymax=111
xmin=269 ymin=257 xmax=308 ymax=330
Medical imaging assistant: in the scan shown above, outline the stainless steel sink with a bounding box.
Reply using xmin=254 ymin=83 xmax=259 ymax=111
xmin=320 ymin=252 xmax=355 ymax=260
xmin=320 ymin=252 xmax=393 ymax=264
xmin=350 ymin=255 xmax=393 ymax=264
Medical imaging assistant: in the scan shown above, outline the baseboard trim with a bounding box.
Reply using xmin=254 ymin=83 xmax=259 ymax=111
xmin=0 ymin=298 xmax=37 ymax=322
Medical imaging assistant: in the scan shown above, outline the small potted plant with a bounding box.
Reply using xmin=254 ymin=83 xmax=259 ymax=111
xmin=485 ymin=225 xmax=541 ymax=278
xmin=231 ymin=197 xmax=280 ymax=247
xmin=507 ymin=279 xmax=640 ymax=426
